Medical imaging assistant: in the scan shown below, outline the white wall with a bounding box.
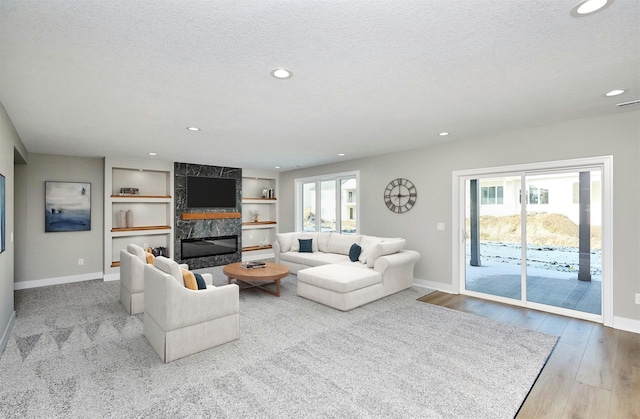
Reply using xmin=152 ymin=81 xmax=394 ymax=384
xmin=14 ymin=154 xmax=103 ymax=287
xmin=0 ymin=102 xmax=28 ymax=355
xmin=279 ymin=110 xmax=640 ymax=323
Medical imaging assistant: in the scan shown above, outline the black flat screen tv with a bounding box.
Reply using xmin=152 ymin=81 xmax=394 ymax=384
xmin=186 ymin=176 xmax=236 ymax=208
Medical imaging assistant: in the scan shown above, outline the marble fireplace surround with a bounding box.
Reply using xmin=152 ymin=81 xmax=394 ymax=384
xmin=174 ymin=162 xmax=242 ymax=269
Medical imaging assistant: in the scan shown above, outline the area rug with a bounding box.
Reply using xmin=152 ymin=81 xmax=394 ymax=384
xmin=0 ymin=269 xmax=557 ymax=418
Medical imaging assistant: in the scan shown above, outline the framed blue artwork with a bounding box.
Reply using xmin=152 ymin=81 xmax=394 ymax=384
xmin=45 ymin=181 xmax=91 ymax=232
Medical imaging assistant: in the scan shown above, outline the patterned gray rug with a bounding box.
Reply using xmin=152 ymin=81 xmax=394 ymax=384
xmin=0 ymin=267 xmax=557 ymax=418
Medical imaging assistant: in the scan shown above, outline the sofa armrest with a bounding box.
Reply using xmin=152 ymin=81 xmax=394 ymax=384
xmin=120 ymin=249 xmax=145 ymax=293
xmin=273 ymin=240 xmax=281 ymax=263
xmin=373 ymin=249 xmax=421 ymax=276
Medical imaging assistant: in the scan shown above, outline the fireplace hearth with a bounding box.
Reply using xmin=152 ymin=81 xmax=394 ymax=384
xmin=181 ymin=235 xmax=238 ymax=259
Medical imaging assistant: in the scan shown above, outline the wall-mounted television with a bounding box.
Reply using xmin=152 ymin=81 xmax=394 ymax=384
xmin=186 ymin=176 xmax=237 ymax=208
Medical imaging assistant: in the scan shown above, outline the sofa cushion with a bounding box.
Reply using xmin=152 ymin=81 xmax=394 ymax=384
xmin=182 ymin=269 xmax=198 ymax=290
xmin=316 ymin=233 xmax=331 ymax=253
xmin=194 ymin=273 xmax=207 ymax=290
xmin=298 ymin=265 xmax=382 ymax=294
xmin=358 ymin=235 xmax=385 ymax=264
xmin=291 ymin=233 xmax=319 ymax=252
xmin=367 ymin=239 xmax=406 ymax=268
xmin=349 ymin=243 xmax=362 ymax=262
xmin=327 ymin=233 xmax=362 ymax=255
xmin=298 ymin=238 xmax=313 ymax=253
xmin=145 ymin=252 xmax=155 ymax=264
xmin=281 ymin=251 xmax=349 ymax=267
xmin=276 ymin=233 xmax=295 ymax=253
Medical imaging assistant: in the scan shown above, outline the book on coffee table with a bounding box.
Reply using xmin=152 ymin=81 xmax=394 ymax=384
xmin=241 ymin=261 xmax=266 ymax=269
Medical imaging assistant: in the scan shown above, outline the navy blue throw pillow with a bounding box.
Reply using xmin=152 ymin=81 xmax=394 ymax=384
xmin=194 ymin=273 xmax=207 ymax=290
xmin=299 ymin=238 xmax=313 ymax=253
xmin=349 ymin=243 xmax=362 ymax=262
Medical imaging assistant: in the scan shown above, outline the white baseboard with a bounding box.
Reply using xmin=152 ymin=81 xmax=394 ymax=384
xmin=613 ymin=316 xmax=640 ymax=334
xmin=103 ymin=273 xmax=120 ymax=282
xmin=0 ymin=311 xmax=16 ymax=358
xmin=14 ymin=272 xmax=104 ymax=290
xmin=413 ymin=278 xmax=456 ymax=294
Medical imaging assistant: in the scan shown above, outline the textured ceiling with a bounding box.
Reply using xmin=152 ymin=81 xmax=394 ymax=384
xmin=1 ymin=0 xmax=639 ymax=171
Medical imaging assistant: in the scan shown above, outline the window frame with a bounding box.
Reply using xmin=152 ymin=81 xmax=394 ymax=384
xmin=295 ymin=170 xmax=359 ymax=233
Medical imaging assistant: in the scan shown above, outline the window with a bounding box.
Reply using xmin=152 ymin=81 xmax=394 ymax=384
xmin=480 ymin=186 xmax=503 ymax=205
xmin=296 ymin=171 xmax=358 ymax=234
xmin=302 ymin=182 xmax=316 ymax=231
xmin=529 ymin=185 xmax=549 ymax=205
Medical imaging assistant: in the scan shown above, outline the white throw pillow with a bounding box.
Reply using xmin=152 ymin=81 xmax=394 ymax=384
xmin=290 ymin=233 xmax=319 ymax=252
xmin=367 ymin=239 xmax=406 ymax=268
xmin=276 ymin=233 xmax=295 ymax=253
xmin=358 ymin=235 xmax=385 ymax=264
xmin=316 ymin=233 xmax=331 ymax=253
xmin=327 ymin=233 xmax=362 ymax=255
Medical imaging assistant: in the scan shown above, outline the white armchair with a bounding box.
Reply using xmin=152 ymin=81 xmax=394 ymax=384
xmin=143 ymin=256 xmax=240 ymax=362
xmin=119 ymin=244 xmax=147 ymax=315
xmin=120 ymin=244 xmax=188 ymax=315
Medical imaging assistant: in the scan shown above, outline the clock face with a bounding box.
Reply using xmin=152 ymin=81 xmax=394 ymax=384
xmin=384 ymin=178 xmax=417 ymax=213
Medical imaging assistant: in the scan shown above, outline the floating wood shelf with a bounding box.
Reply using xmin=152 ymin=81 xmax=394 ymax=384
xmin=111 ymin=225 xmax=171 ymax=232
xmin=111 ymin=261 xmax=121 ymax=268
xmin=242 ymin=245 xmax=273 ymax=252
xmin=242 ymin=221 xmax=277 ymax=226
xmin=181 ymin=212 xmax=241 ymax=220
xmin=242 ymin=197 xmax=277 ymax=201
xmin=111 ymin=195 xmax=171 ymax=198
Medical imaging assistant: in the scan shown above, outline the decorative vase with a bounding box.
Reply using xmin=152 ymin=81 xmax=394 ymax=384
xmin=118 ymin=210 xmax=126 ymax=228
xmin=253 ymin=215 xmax=259 ymax=222
xmin=126 ymin=210 xmax=134 ymax=228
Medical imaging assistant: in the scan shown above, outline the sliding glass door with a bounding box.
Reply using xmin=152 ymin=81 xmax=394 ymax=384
xmin=524 ymin=170 xmax=602 ymax=314
xmin=465 ymin=176 xmax=522 ymax=301
xmin=462 ymin=165 xmax=603 ymax=319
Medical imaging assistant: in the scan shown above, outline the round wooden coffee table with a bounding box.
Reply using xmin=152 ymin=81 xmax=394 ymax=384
xmin=223 ymin=262 xmax=289 ymax=297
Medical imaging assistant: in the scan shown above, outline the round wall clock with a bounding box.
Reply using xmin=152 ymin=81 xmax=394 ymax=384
xmin=384 ymin=178 xmax=417 ymax=213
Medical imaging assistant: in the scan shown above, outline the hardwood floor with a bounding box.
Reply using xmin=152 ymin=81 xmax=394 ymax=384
xmin=418 ymin=292 xmax=640 ymax=419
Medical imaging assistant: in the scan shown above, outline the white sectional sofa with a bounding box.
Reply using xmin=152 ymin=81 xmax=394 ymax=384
xmin=273 ymin=232 xmax=420 ymax=311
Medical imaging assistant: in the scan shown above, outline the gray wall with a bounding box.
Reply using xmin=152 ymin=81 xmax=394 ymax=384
xmin=0 ymin=102 xmax=28 ymax=353
xmin=279 ymin=110 xmax=640 ymax=322
xmin=14 ymin=154 xmax=103 ymax=284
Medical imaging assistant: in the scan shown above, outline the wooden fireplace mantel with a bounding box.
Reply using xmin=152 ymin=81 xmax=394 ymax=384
xmin=181 ymin=212 xmax=241 ymax=220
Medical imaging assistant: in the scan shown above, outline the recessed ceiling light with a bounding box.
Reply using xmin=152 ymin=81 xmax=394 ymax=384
xmin=148 ymin=152 xmax=157 ymax=156
xmin=275 ymin=166 xmax=281 ymax=169
xmin=605 ymin=89 xmax=625 ymax=97
xmin=338 ymin=153 xmax=346 ymax=157
xmin=270 ymin=68 xmax=293 ymax=79
xmin=187 ymin=127 xmax=200 ymax=131
xmin=570 ymin=0 xmax=612 ymax=16
xmin=439 ymin=132 xmax=449 ymax=136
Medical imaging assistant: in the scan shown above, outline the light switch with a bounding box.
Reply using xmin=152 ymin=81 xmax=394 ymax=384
xmin=437 ymin=223 xmax=445 ymax=231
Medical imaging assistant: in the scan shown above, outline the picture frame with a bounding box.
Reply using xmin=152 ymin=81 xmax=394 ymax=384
xmin=0 ymin=173 xmax=5 ymax=253
xmin=45 ymin=181 xmax=91 ymax=232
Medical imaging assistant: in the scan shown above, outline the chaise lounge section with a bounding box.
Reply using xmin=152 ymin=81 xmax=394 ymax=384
xmin=274 ymin=232 xmax=420 ymax=311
